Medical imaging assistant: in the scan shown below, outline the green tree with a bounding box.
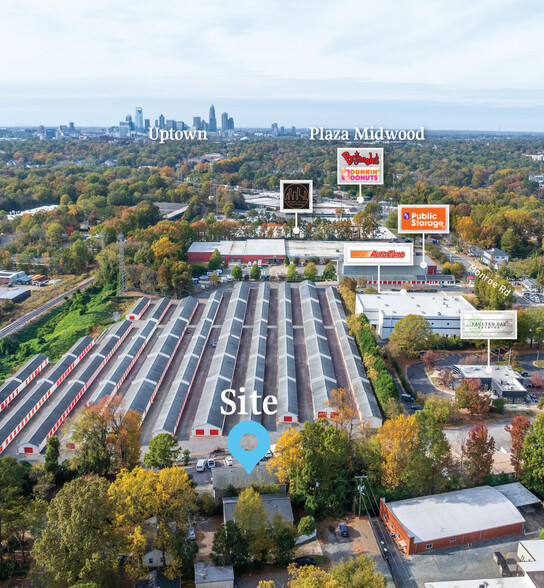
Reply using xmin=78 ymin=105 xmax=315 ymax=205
xmin=144 ymin=433 xmax=180 ymax=469
xmin=323 ymin=262 xmax=336 ymax=280
xmin=283 ymin=255 xmax=290 ymax=266
xmin=449 ymin=261 xmax=465 ymax=281
xmin=330 ymin=554 xmax=387 ymax=588
xmin=231 ymin=264 xmax=242 ymax=280
xmin=304 ymin=262 xmax=318 ymax=281
xmin=297 ymin=515 xmax=316 ymax=536
xmin=233 ymin=488 xmax=270 ymax=560
xmin=287 ymin=263 xmax=298 ymax=281
xmin=522 ymin=414 xmax=544 ymax=494
xmin=250 ymin=263 xmax=261 ymax=280
xmin=46 ymin=223 xmax=64 ymax=246
xmin=211 ymin=520 xmax=249 ymax=570
xmin=44 ymin=435 xmax=60 ymax=476
xmin=31 ymin=477 xmax=119 ymax=588
xmin=389 ymin=314 xmax=432 ymax=358
xmin=268 ymin=513 xmax=295 ymax=565
xmin=208 ymin=249 xmax=222 ymax=271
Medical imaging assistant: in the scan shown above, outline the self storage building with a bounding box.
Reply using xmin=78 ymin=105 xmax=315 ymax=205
xmin=380 ymin=486 xmax=525 ymax=555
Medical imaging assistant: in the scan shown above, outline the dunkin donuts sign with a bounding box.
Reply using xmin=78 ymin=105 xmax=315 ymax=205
xmin=337 ymin=148 xmax=384 ymax=185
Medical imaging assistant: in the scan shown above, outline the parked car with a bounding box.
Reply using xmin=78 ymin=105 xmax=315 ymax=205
xmin=207 ymin=458 xmax=216 ymax=468
xmin=293 ymin=557 xmax=316 ymax=567
xmin=338 ymin=523 xmax=349 ymax=537
xmin=187 ymin=526 xmax=196 ymax=540
xmin=521 ymin=371 xmax=530 ymax=377
xmin=401 ymin=393 xmax=414 ymax=402
xmin=225 ymin=455 xmax=233 ymax=466
xmin=198 ymin=275 xmax=208 ymax=280
xmin=196 ymin=459 xmax=207 ymax=472
xmin=211 ymin=340 xmax=217 ymax=348
xmin=265 ymin=448 xmax=273 ymax=459
xmin=410 ymin=404 xmax=423 ymax=411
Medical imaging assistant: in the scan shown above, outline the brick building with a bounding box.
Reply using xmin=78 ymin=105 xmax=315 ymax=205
xmin=380 ymin=486 xmax=525 ymax=555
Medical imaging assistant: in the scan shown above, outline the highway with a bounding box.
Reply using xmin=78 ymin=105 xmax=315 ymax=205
xmin=0 ymin=277 xmax=95 ymax=340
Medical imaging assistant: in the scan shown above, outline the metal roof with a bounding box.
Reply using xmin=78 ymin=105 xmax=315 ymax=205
xmin=385 ymin=486 xmax=525 ymax=544
xmin=0 ymin=354 xmax=48 ymax=406
xmin=223 ymin=494 xmax=294 ymax=524
xmin=150 ymin=298 xmax=171 ymax=322
xmin=128 ymin=297 xmax=150 ymax=317
xmin=277 ymin=282 xmax=297 ymax=416
xmin=153 ymin=292 xmax=223 ymax=437
xmin=193 ymin=282 xmax=249 ymax=431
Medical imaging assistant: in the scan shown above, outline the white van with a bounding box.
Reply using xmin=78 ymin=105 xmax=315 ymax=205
xmin=196 ymin=459 xmax=207 ymax=472
xmin=207 ymin=458 xmax=216 ymax=468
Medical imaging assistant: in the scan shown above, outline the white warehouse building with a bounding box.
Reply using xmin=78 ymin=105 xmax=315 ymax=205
xmin=355 ymin=292 xmax=476 ymax=338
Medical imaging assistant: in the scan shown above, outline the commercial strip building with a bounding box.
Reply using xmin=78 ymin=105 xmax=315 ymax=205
xmin=452 ymin=364 xmax=528 ymax=404
xmin=355 ymin=292 xmax=475 ymax=338
xmin=424 ymin=539 xmax=544 ymax=587
xmin=380 ymin=486 xmax=526 ymax=556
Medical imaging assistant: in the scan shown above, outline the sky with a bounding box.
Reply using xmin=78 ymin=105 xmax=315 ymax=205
xmin=1 ymin=0 xmax=544 ymax=130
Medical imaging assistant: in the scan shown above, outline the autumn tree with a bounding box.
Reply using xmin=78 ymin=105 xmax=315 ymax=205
xmin=437 ymin=368 xmax=454 ymax=389
xmin=287 ymin=263 xmax=298 ymax=281
xmin=267 ymin=428 xmax=303 ymax=484
xmin=233 ymin=488 xmax=270 ymax=561
xmin=505 ymin=416 xmax=531 ymax=478
xmin=304 ymin=262 xmax=318 ymax=281
xmin=325 ymin=388 xmax=359 ymax=450
xmin=422 ymin=350 xmax=437 ymax=370
xmin=377 ymin=414 xmax=420 ymax=491
xmin=530 ymin=373 xmax=544 ymax=389
xmin=465 ymin=423 xmax=495 ymax=484
xmin=151 ymin=237 xmax=180 ymax=262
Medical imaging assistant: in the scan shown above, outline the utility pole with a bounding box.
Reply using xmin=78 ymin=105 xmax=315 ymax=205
xmin=118 ymin=234 xmax=126 ymax=293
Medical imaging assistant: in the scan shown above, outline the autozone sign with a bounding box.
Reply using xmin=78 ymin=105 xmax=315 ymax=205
xmin=344 ymin=242 xmax=413 ymax=266
xmin=398 ymin=204 xmax=450 ymax=234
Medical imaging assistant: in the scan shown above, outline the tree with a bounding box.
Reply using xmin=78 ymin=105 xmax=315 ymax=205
xmin=44 ymin=435 xmax=60 ymax=476
xmin=297 ymin=516 xmax=316 ymax=536
xmin=450 ymin=262 xmax=465 ymax=281
xmin=323 ymin=262 xmax=336 ymax=280
xmin=304 ymin=262 xmax=318 ymax=281
xmin=325 ymin=388 xmax=359 ymax=450
xmin=144 ymin=434 xmax=180 ymax=469
xmin=233 ymin=488 xmax=270 ymax=560
xmin=268 ymin=513 xmax=296 ymax=565
xmin=465 ymin=423 xmax=495 ymax=484
xmin=437 ymin=368 xmax=454 ymax=389
xmin=331 ymin=554 xmax=387 ymax=588
xmin=377 ymin=414 xmax=420 ymax=491
xmin=287 ymin=263 xmax=298 ymax=281
xmin=46 ymin=222 xmax=64 ymax=246
xmin=71 ymin=396 xmax=141 ymax=475
xmin=389 ymin=315 xmax=432 ymax=358
xmin=231 ymin=264 xmax=242 ymax=280
xmin=530 ymin=373 xmax=544 ymax=389
xmin=267 ymin=428 xmax=303 ymax=483
xmin=505 ymin=416 xmax=531 ymax=478
xmin=208 ymin=249 xmax=222 ymax=271
xmin=31 ymin=477 xmax=119 ymax=588
xmin=211 ymin=521 xmax=249 ymax=570
xmin=151 ymin=237 xmax=180 ymax=262
xmin=422 ymin=350 xmax=437 ymax=370
xmin=250 ymin=263 xmax=261 ymax=280
xmin=283 ymin=255 xmax=290 ymax=266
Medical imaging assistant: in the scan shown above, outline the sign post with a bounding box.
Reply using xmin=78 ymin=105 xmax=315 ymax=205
xmin=337 ymin=147 xmax=384 ymax=206
xmin=280 ymin=180 xmax=313 ymax=237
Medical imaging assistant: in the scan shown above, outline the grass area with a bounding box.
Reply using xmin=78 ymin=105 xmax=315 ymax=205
xmin=0 ymin=273 xmax=92 ymax=330
xmin=535 ymin=360 xmax=544 ymax=368
xmin=0 ymin=286 xmax=132 ymax=383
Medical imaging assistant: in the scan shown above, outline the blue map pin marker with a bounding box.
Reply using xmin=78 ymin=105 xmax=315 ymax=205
xmin=228 ymin=421 xmax=270 ymax=474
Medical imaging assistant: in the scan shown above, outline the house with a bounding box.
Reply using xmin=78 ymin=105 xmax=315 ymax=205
xmin=380 ymin=486 xmax=525 ymax=555
xmin=223 ymin=494 xmax=294 ymax=526
xmin=194 ymin=562 xmax=234 ymax=588
xmin=212 ymin=465 xmax=285 ymax=500
xmin=482 ymin=247 xmax=509 ymax=270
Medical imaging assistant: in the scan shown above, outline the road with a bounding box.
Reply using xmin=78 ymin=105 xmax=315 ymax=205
xmin=0 ymin=277 xmax=95 ymax=339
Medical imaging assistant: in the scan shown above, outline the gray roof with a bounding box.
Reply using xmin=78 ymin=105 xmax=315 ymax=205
xmin=326 ymin=287 xmax=382 ymax=427
xmin=194 ymin=562 xmax=234 ymax=585
xmin=128 ymin=297 xmax=150 ymax=317
xmin=494 ymin=483 xmax=541 ymax=507
xmin=0 ymin=354 xmax=48 ymax=408
xmin=150 ymin=298 xmax=171 ymax=322
xmin=213 ymin=464 xmax=280 ymax=489
xmin=277 ymin=283 xmax=298 ymax=419
xmin=193 ymin=282 xmax=250 ymax=432
xmin=0 ymin=337 xmax=94 ymax=450
xmin=153 ymin=292 xmax=223 ymax=437
xmin=223 ymin=493 xmax=294 ymax=525
xmin=299 ymin=281 xmax=335 ymax=417
xmin=384 ymin=486 xmax=525 ymax=544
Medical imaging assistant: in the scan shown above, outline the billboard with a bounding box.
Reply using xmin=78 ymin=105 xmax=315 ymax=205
xmin=398 ymin=204 xmax=450 ymax=234
xmin=280 ymin=180 xmax=313 ymax=213
xmin=460 ymin=310 xmax=518 ymax=340
xmin=337 ymin=148 xmax=384 ymax=185
xmin=344 ymin=242 xmax=413 ymax=266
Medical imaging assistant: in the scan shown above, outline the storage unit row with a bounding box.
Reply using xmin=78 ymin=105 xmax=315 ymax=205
xmin=277 ymin=283 xmax=298 ymax=423
xmin=0 ymin=354 xmax=48 ymax=414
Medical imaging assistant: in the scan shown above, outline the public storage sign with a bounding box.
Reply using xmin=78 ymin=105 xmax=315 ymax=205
xmin=460 ymin=310 xmax=518 ymax=340
xmin=398 ymin=204 xmax=450 ymax=234
xmin=337 ymin=148 xmax=384 ymax=185
xmin=344 ymin=242 xmax=414 ymax=266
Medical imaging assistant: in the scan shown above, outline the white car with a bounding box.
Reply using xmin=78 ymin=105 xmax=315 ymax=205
xmin=265 ymin=449 xmax=273 ymax=459
xmin=225 ymin=456 xmax=233 ymax=466
xmin=207 ymin=458 xmax=216 ymax=468
xmin=188 ymin=526 xmax=196 ymax=540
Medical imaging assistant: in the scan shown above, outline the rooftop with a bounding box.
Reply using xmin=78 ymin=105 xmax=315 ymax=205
xmin=194 ymin=562 xmax=234 ymax=584
xmin=494 ymin=483 xmax=541 ymax=508
xmin=212 ymin=464 xmax=281 ymax=489
xmin=454 ymin=364 xmax=526 ymax=393
xmin=357 ymin=292 xmax=475 ymax=317
xmin=385 ymin=486 xmax=525 ymax=544
xmin=0 ymin=288 xmax=31 ymax=301
xmin=223 ymin=493 xmax=294 ymax=525
xmin=484 ymin=247 xmax=508 ymax=257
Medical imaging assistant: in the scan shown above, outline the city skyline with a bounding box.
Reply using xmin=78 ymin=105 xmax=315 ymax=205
xmin=1 ymin=1 xmax=544 ymax=130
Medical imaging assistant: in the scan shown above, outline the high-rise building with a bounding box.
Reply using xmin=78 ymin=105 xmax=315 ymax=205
xmin=193 ymin=116 xmax=202 ymax=130
xmin=166 ymin=119 xmax=176 ymax=130
xmin=228 ymin=117 xmax=234 ymax=130
xmin=135 ymin=107 xmax=144 ymax=131
xmin=144 ymin=119 xmax=150 ymax=131
xmin=119 ymin=122 xmax=131 ymax=138
xmin=271 ymin=122 xmax=278 ymax=136
xmin=209 ymin=105 xmax=217 ymax=132
xmin=176 ymin=121 xmax=185 ymax=130
xmin=158 ymin=114 xmax=166 ymax=129
xmin=221 ymin=112 xmax=228 ymax=131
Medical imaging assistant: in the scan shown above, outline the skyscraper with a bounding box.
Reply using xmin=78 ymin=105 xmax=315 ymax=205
xmin=193 ymin=116 xmax=202 ymax=130
xmin=209 ymin=105 xmax=217 ymax=132
xmin=158 ymin=114 xmax=166 ymax=129
xmin=221 ymin=112 xmax=228 ymax=131
xmin=228 ymin=117 xmax=234 ymax=130
xmin=135 ymin=107 xmax=143 ymax=131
